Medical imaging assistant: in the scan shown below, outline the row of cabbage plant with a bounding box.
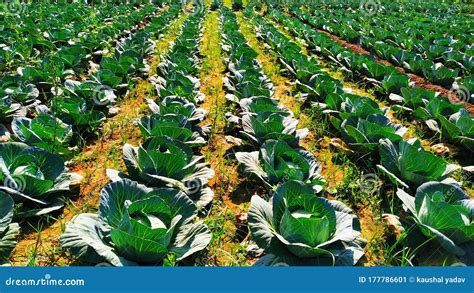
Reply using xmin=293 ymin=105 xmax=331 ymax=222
xmin=59 ymin=7 xmax=214 ymax=266
xmin=1 ymin=5 xmax=182 ymax=141
xmin=220 ymin=7 xmax=366 ymax=266
xmin=0 ymin=3 xmax=158 ymax=115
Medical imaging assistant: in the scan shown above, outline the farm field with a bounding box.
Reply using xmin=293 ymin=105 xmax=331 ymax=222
xmin=0 ymin=0 xmax=472 ymax=268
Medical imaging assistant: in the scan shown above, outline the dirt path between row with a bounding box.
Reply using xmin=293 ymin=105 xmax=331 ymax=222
xmin=198 ymin=7 xmax=257 ymax=266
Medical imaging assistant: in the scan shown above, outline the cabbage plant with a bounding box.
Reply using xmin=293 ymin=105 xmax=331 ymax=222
xmin=22 ymin=61 xmax=65 ymax=91
xmin=64 ymin=79 xmax=117 ymax=107
xmin=437 ymin=109 xmax=474 ymax=150
xmin=0 ymin=142 xmax=82 ymax=217
xmin=138 ymin=114 xmax=206 ymax=146
xmin=0 ymin=76 xmax=39 ymax=105
xmin=362 ymin=61 xmax=394 ymax=80
xmin=422 ymin=64 xmax=459 ymax=87
xmin=248 ymin=180 xmax=365 ymax=266
xmin=297 ymin=74 xmax=343 ymax=102
xmin=240 ymin=112 xmax=308 ymax=147
xmin=235 ymin=140 xmax=324 ymax=190
xmin=389 ymin=87 xmax=436 ymax=111
xmin=60 ymin=179 xmax=211 ymax=266
xmin=381 ymin=73 xmax=409 ymax=94
xmin=155 ymin=72 xmax=204 ymax=104
xmin=95 ymin=48 xmax=146 ymax=87
xmin=339 ymin=114 xmax=407 ymax=153
xmin=396 ymin=182 xmax=473 ymax=263
xmin=224 ymin=65 xmax=273 ymax=101
xmin=320 ymin=93 xmax=383 ymax=121
xmin=107 ymin=136 xmax=214 ymax=208
xmin=50 ymin=96 xmax=106 ymax=129
xmin=0 ymin=97 xmax=25 ymax=121
xmin=412 ymin=96 xmax=462 ymax=122
xmin=0 ymin=192 xmax=20 ymax=264
xmin=147 ymin=96 xmax=206 ymax=123
xmin=11 ymin=114 xmax=74 ymax=156
xmin=226 ymin=97 xmax=292 ymax=125
xmin=377 ymin=139 xmax=460 ymax=189
xmin=239 ymin=97 xmax=291 ymax=117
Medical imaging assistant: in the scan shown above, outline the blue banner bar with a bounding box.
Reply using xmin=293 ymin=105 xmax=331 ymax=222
xmin=0 ymin=267 xmax=472 ymax=293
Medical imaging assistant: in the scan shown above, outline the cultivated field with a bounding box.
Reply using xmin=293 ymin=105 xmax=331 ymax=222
xmin=0 ymin=0 xmax=472 ymax=267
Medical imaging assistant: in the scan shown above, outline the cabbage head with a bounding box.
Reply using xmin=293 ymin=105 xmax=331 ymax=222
xmin=60 ymin=179 xmax=211 ymax=266
xmin=248 ymin=180 xmax=365 ymax=266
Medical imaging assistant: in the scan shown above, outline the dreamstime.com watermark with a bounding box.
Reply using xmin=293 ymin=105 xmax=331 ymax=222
xmin=4 ymin=274 xmax=85 ymax=287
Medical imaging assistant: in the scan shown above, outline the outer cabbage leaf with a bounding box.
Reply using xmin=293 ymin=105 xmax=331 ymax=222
xmin=377 ymin=139 xmax=459 ymax=189
xmin=0 ymin=192 xmax=20 ymax=264
xmin=396 ymin=182 xmax=473 ymax=261
xmin=0 ymin=142 xmax=82 ymax=217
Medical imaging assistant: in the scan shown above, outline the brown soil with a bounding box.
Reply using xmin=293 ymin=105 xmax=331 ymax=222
xmin=356 ymin=203 xmax=386 ymax=266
